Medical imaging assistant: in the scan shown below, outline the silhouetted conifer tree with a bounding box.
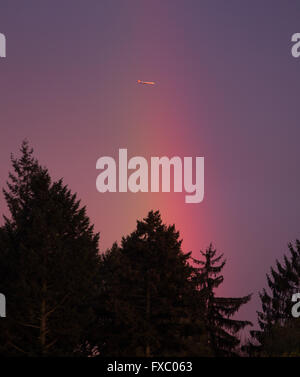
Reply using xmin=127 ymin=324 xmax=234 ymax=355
xmin=248 ymin=241 xmax=300 ymax=356
xmin=0 ymin=141 xmax=100 ymax=356
xmin=94 ymin=210 xmax=211 ymax=356
xmin=192 ymin=244 xmax=252 ymax=356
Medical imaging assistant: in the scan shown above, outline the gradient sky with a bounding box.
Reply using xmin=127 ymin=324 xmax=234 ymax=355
xmin=1 ymin=0 xmax=300 ymax=328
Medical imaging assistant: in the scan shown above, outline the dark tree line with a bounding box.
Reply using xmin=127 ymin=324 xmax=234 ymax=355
xmin=0 ymin=142 xmax=299 ymax=357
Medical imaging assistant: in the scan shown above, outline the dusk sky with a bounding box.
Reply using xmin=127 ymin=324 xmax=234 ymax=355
xmin=1 ymin=0 xmax=300 ymax=327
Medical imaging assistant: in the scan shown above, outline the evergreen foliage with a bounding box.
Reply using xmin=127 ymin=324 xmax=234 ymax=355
xmin=94 ymin=210 xmax=211 ymax=356
xmin=249 ymin=241 xmax=300 ymax=356
xmin=0 ymin=142 xmax=100 ymax=356
xmin=192 ymin=244 xmax=252 ymax=356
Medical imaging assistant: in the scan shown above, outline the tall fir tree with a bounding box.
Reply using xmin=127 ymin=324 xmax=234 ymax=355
xmin=248 ymin=240 xmax=300 ymax=356
xmin=0 ymin=141 xmax=100 ymax=356
xmin=192 ymin=244 xmax=252 ymax=356
xmin=94 ymin=210 xmax=211 ymax=357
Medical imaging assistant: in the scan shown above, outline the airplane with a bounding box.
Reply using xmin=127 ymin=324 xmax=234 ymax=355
xmin=137 ymin=80 xmax=156 ymax=86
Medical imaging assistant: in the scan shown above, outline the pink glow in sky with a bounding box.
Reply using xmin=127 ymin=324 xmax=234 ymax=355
xmin=1 ymin=1 xmax=300 ymax=326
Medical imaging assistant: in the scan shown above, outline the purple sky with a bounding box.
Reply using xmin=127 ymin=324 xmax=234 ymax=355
xmin=1 ymin=0 xmax=300 ymax=329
